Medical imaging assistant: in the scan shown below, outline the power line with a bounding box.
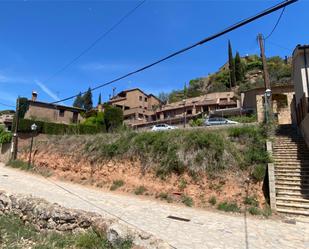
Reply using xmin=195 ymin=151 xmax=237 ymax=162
xmin=267 ymin=40 xmax=292 ymax=52
xmin=52 ymin=0 xmax=298 ymax=104
xmin=0 ymin=102 xmax=15 ymax=108
xmin=43 ymin=0 xmax=146 ymax=84
xmin=264 ymin=6 xmax=286 ymax=40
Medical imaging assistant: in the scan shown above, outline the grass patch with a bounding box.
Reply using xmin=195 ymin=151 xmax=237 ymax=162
xmin=7 ymin=159 xmax=33 ymax=171
xmin=217 ymin=201 xmax=240 ymax=212
xmin=0 ymin=214 xmax=132 ymax=249
xmin=110 ymin=179 xmax=124 ymax=191
xmin=178 ymin=178 xmax=187 ymax=191
xmin=181 ymin=195 xmax=194 ymax=207
xmin=134 ymin=186 xmax=147 ymax=195
xmin=208 ymin=196 xmax=217 ymax=206
xmin=243 ymin=195 xmax=259 ymax=207
xmin=248 ymin=206 xmax=261 ymax=215
xmin=229 ymin=114 xmax=257 ymax=123
xmin=158 ymin=192 xmax=173 ymax=203
xmin=252 ymin=165 xmax=266 ymax=182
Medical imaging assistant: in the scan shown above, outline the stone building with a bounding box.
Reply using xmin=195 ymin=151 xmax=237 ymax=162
xmin=292 ymin=45 xmax=309 ymax=145
xmin=0 ymin=110 xmax=15 ymax=131
xmin=24 ymin=91 xmax=84 ymax=124
xmin=241 ymin=85 xmax=295 ymax=124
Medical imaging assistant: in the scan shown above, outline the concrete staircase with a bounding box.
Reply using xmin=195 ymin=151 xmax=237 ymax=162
xmin=273 ymin=125 xmax=309 ymax=217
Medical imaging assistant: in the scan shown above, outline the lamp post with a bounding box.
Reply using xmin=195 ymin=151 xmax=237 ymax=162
xmin=183 ymin=99 xmax=187 ymax=128
xmin=28 ymin=123 xmax=37 ymax=167
xmin=264 ymin=89 xmax=272 ymax=124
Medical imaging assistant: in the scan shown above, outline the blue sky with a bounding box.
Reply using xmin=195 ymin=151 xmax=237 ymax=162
xmin=0 ymin=0 xmax=308 ymax=110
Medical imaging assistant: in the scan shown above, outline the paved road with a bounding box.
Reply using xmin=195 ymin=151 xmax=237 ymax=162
xmin=0 ymin=163 xmax=308 ymax=249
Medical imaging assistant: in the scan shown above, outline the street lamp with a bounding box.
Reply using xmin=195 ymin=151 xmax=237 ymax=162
xmin=28 ymin=123 xmax=37 ymax=167
xmin=264 ymin=89 xmax=272 ymax=123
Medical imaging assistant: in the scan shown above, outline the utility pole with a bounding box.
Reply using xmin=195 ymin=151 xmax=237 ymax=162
xmin=258 ymin=33 xmax=272 ymax=122
xmin=12 ymin=97 xmax=20 ymax=160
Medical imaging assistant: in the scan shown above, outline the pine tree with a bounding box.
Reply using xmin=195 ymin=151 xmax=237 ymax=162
xmin=98 ymin=93 xmax=102 ymax=105
xmin=228 ymin=40 xmax=236 ymax=88
xmin=235 ymin=51 xmax=244 ymax=82
xmin=83 ymin=88 xmax=93 ymax=112
xmin=73 ymin=92 xmax=84 ymax=108
xmin=183 ymin=83 xmax=188 ymax=99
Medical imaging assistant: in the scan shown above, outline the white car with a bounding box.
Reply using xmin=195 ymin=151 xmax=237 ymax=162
xmin=151 ymin=124 xmax=177 ymax=131
xmin=204 ymin=117 xmax=238 ymax=126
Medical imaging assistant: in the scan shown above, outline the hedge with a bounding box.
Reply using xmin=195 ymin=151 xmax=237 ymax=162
xmin=18 ymin=119 xmax=103 ymax=135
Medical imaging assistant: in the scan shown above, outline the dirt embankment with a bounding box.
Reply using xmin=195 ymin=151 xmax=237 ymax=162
xmin=18 ymin=150 xmax=265 ymax=210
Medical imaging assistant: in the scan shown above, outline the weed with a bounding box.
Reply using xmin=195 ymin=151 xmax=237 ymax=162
xmin=252 ymin=165 xmax=266 ymax=182
xmin=110 ymin=180 xmax=124 ymax=191
xmin=7 ymin=159 xmax=33 ymax=171
xmin=262 ymin=204 xmax=272 ymax=217
xmin=217 ymin=201 xmax=240 ymax=212
xmin=208 ymin=196 xmax=217 ymax=206
xmin=181 ymin=195 xmax=194 ymax=207
xmin=178 ymin=178 xmax=187 ymax=191
xmin=134 ymin=186 xmax=147 ymax=195
xmin=248 ymin=206 xmax=261 ymax=215
xmin=158 ymin=192 xmax=173 ymax=203
xmin=243 ymin=195 xmax=259 ymax=207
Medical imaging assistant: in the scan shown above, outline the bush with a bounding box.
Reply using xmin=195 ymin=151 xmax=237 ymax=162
xmin=181 ymin=195 xmax=193 ymax=207
xmin=229 ymin=114 xmax=257 ymax=123
xmin=189 ymin=118 xmax=204 ymax=127
xmin=134 ymin=186 xmax=147 ymax=195
xmin=158 ymin=192 xmax=173 ymax=203
xmin=7 ymin=159 xmax=33 ymax=171
xmin=178 ymin=178 xmax=187 ymax=191
xmin=18 ymin=118 xmax=102 ymax=135
xmin=110 ymin=180 xmax=124 ymax=191
xmin=252 ymin=164 xmax=266 ymax=182
xmin=217 ymin=201 xmax=240 ymax=212
xmin=243 ymin=195 xmax=259 ymax=207
xmin=0 ymin=126 xmax=12 ymax=144
xmin=208 ymin=196 xmax=217 ymax=206
xmin=248 ymin=206 xmax=261 ymax=215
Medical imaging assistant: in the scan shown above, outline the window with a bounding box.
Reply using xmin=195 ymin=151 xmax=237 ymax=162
xmin=145 ymin=97 xmax=148 ymax=102
xmin=72 ymin=112 xmax=78 ymax=123
xmin=59 ymin=109 xmax=65 ymax=117
xmin=144 ymin=107 xmax=147 ymax=110
xmin=139 ymin=96 xmax=143 ymax=101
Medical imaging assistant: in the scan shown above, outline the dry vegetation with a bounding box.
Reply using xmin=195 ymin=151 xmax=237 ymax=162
xmin=15 ymin=125 xmax=271 ymax=215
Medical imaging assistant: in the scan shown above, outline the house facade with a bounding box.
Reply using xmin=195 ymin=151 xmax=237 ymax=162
xmin=292 ymin=45 xmax=309 ymax=145
xmin=0 ymin=110 xmax=15 ymax=131
xmin=241 ymin=85 xmax=295 ymax=124
xmin=24 ymin=92 xmax=84 ymax=124
xmin=109 ymin=88 xmax=239 ymax=127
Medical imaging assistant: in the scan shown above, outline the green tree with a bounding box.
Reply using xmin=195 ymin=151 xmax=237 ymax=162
xmin=228 ymin=40 xmax=236 ymax=87
xmin=158 ymin=92 xmax=169 ymax=104
xmin=104 ymin=105 xmax=123 ymax=132
xmin=83 ymin=88 xmax=93 ymax=112
xmin=235 ymin=51 xmax=244 ymax=82
xmin=73 ymin=92 xmax=84 ymax=108
xmin=98 ymin=93 xmax=102 ymax=105
xmin=183 ymin=83 xmax=188 ymax=98
xmin=18 ymin=97 xmax=29 ymax=119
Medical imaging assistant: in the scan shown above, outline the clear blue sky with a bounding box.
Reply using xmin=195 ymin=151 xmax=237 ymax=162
xmin=0 ymin=0 xmax=308 ymax=110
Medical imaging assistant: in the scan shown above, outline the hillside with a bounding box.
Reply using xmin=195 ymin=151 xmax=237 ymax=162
xmin=161 ymin=55 xmax=292 ymax=103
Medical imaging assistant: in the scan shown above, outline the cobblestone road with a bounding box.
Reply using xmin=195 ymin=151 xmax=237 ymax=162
xmin=0 ymin=163 xmax=308 ymax=249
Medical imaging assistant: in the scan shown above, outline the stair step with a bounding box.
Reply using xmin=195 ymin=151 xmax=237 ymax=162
xmin=276 ymin=208 xmax=309 ymax=216
xmin=276 ymin=202 xmax=309 ymax=211
xmin=276 ymin=186 xmax=309 ymax=192
xmin=275 ymin=177 xmax=309 ymax=183
xmin=276 ymin=191 xmax=309 ymax=198
xmin=276 ymin=182 xmax=309 ymax=187
xmin=276 ymin=197 xmax=309 ymax=203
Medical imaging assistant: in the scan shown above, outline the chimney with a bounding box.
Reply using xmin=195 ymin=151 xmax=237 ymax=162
xmin=32 ymin=91 xmax=38 ymax=101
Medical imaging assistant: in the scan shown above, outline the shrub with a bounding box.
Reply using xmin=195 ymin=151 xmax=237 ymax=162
xmin=134 ymin=186 xmax=147 ymax=195
xmin=217 ymin=201 xmax=240 ymax=212
xmin=0 ymin=126 xmax=12 ymax=144
xmin=229 ymin=114 xmax=257 ymax=123
xmin=110 ymin=180 xmax=124 ymax=191
xmin=178 ymin=178 xmax=187 ymax=191
xmin=181 ymin=195 xmax=193 ymax=207
xmin=7 ymin=159 xmax=33 ymax=171
xmin=248 ymin=206 xmax=261 ymax=215
xmin=189 ymin=118 xmax=204 ymax=127
xmin=252 ymin=164 xmax=266 ymax=182
xmin=208 ymin=196 xmax=217 ymax=206
xmin=244 ymin=195 xmax=259 ymax=207
xmin=158 ymin=192 xmax=173 ymax=203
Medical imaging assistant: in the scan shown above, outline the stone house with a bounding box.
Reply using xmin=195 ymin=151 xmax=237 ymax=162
xmin=24 ymin=92 xmax=84 ymax=124
xmin=0 ymin=110 xmax=15 ymax=131
xmin=292 ymin=45 xmax=309 ymax=145
xmin=241 ymin=85 xmax=295 ymax=124
xmin=108 ymin=88 xmax=162 ymax=125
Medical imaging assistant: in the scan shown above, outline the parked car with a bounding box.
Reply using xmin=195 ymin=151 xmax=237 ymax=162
xmin=204 ymin=117 xmax=238 ymax=126
xmin=151 ymin=124 xmax=177 ymax=131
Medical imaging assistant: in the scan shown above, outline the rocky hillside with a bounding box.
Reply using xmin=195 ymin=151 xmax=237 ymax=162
xmin=161 ymin=55 xmax=292 ymax=103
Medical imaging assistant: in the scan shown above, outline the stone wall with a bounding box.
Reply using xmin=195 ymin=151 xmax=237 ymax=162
xmin=0 ymin=191 xmax=170 ymax=249
xmin=0 ymin=142 xmax=11 ymax=163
